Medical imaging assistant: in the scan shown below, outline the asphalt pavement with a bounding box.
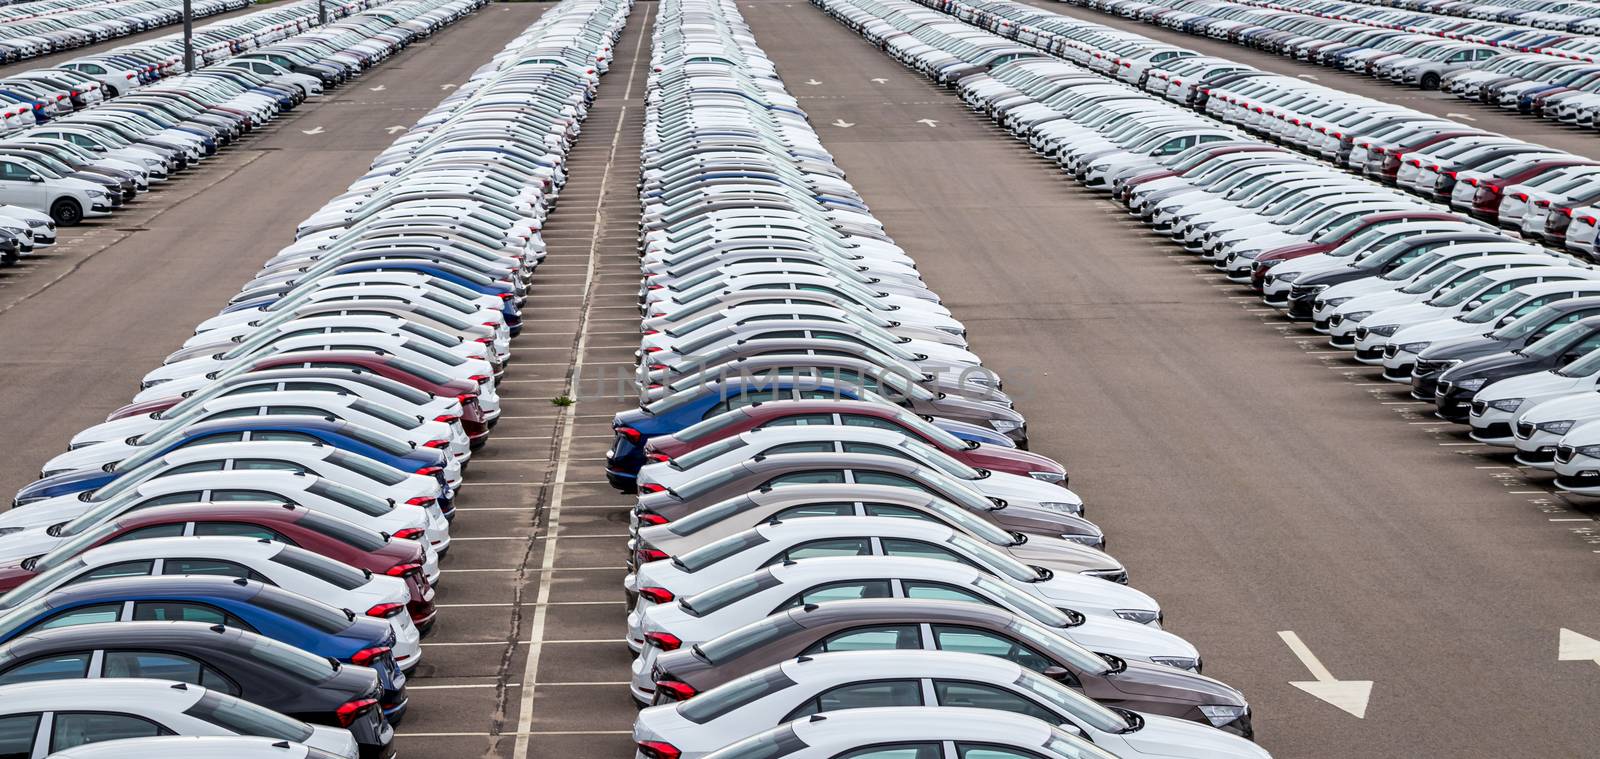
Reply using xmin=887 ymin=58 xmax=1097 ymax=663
xmin=2 ymin=0 xmax=1599 ymax=757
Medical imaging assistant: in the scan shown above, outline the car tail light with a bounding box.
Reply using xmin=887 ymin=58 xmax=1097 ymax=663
xmin=636 ymin=547 xmax=669 ymax=564
xmin=1582 ymin=216 xmax=1597 ymax=225
xmin=637 ymin=741 xmax=681 ymax=759
xmin=646 ymin=284 xmax=664 ymax=291
xmin=474 ymin=336 xmax=493 ymax=344
xmin=422 ymin=439 xmax=449 ymax=449
xmin=457 ymin=393 xmax=478 ymax=405
xmin=386 ymin=562 xmax=423 ymax=578
xmin=644 ymin=631 xmax=682 ymax=651
xmin=468 ymin=374 xmax=490 ymax=384
xmin=639 ymin=586 xmax=675 ymax=603
xmin=434 ymin=414 xmax=461 ymax=423
xmin=406 ymin=496 xmax=437 ymax=507
xmin=638 ymin=483 xmax=666 ymax=494
xmin=643 ymin=329 xmax=660 ymax=335
xmin=1564 ymin=207 xmax=1576 ymax=217
xmin=349 ymin=646 xmax=391 ymax=666
xmin=335 ymin=698 xmax=378 ymax=728
xmin=643 ymin=347 xmax=663 ymax=353
xmin=654 ymin=678 xmax=697 ymax=702
xmin=648 ymin=364 xmax=667 ymax=371
xmin=366 ymin=602 xmax=405 ymax=619
xmin=1515 ymin=192 xmax=1530 ymax=201
xmin=647 ymin=453 xmax=671 ymax=463
xmin=392 ymin=527 xmax=426 ymax=541
xmin=617 ymin=426 xmax=643 ymax=443
xmin=637 ymin=511 xmax=668 ymax=526
xmin=415 ymin=465 xmax=443 ymax=477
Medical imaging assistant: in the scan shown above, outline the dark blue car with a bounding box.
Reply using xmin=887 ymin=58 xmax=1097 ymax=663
xmin=0 ymin=575 xmax=409 ymax=723
xmin=16 ymin=416 xmax=450 ymax=510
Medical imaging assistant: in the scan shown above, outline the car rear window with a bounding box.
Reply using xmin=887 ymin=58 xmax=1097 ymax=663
xmin=182 ymin=689 xmax=314 ymax=742
xmin=677 ymin=530 xmax=770 ymax=573
xmin=679 ymin=667 xmax=797 ymax=725
xmin=697 ymin=614 xmax=805 ymax=664
xmin=681 ymin=570 xmax=781 ymax=617
xmin=269 ymin=545 xmax=369 ymax=590
xmin=297 ymin=511 xmax=388 ymax=552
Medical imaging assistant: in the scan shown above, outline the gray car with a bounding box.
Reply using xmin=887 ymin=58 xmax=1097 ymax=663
xmin=645 ymin=597 xmax=1252 ymax=738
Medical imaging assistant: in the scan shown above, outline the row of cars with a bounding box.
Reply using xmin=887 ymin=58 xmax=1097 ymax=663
xmin=0 ymin=0 xmax=246 ymax=63
xmin=1351 ymin=0 xmax=1600 ymax=33
xmin=0 ymin=0 xmax=635 ymax=756
xmin=1061 ymin=0 xmax=1600 ymax=124
xmin=0 ymin=0 xmax=423 ymax=266
xmin=612 ymin=0 xmax=1271 ymax=757
xmin=842 ymin=0 xmax=1600 ymax=494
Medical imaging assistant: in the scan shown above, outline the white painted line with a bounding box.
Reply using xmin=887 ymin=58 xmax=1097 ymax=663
xmin=1550 ymin=518 xmax=1593 ymax=522
xmin=439 ymin=567 xmax=625 ymax=572
xmin=1439 ymin=442 xmax=1484 ymax=446
xmin=403 ymin=731 xmax=631 ymax=737
xmin=421 ymin=638 xmax=623 ymax=647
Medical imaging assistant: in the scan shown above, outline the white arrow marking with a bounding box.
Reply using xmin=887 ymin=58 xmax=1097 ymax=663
xmin=369 ymin=84 xmax=386 ymax=92
xmin=871 ymin=77 xmax=888 ymax=83
xmin=1559 ymin=628 xmax=1600 ymax=665
xmin=385 ymin=125 xmax=407 ymax=134
xmin=300 ymin=126 xmax=325 ymax=135
xmin=1279 ymin=630 xmax=1372 ymax=719
xmin=831 ymin=119 xmax=855 ymax=128
xmin=805 ymin=79 xmax=822 ymax=86
xmin=917 ymin=118 xmax=939 ymax=127
xmin=439 ymin=83 xmax=456 ymax=90
xmin=1447 ymin=112 xmax=1477 ymax=121
xmin=1297 ymin=73 xmax=1319 ymax=80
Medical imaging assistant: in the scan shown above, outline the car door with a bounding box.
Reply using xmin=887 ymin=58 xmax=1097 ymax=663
xmin=782 ymin=678 xmax=924 ymax=721
xmin=0 ymin=652 xmax=91 ymax=687
xmin=100 ymin=650 xmax=238 ymax=695
xmin=0 ymin=713 xmax=37 ymax=759
xmin=45 ymin=711 xmax=174 ymax=754
xmin=801 ymin=625 xmax=923 ymax=654
xmin=0 ymin=161 xmax=45 ymax=207
xmin=771 ymin=580 xmax=893 ymax=613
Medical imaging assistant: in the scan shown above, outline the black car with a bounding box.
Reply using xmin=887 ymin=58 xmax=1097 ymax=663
xmin=1286 ymin=232 xmax=1505 ymax=319
xmin=1411 ymin=297 xmax=1600 ymax=398
xmin=1433 ymin=315 xmax=1600 ymax=422
xmin=0 ymin=621 xmax=398 ymax=758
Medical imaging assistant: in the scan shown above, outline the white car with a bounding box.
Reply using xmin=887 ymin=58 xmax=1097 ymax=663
xmin=693 ymin=706 xmax=1115 ymax=759
xmin=1380 ymin=281 xmax=1600 ymax=381
xmin=1467 ymin=344 xmax=1600 ymax=445
xmin=634 ymin=651 xmax=1270 ymax=759
xmin=0 ymin=154 xmax=115 ymax=224
xmin=1511 ymin=392 xmax=1600 ymax=469
xmin=0 ymin=536 xmax=421 ymax=658
xmin=1309 ymin=243 xmax=1547 ymax=329
xmin=624 ymin=516 xmax=1160 ymax=642
xmin=0 ymin=679 xmax=358 ymax=757
xmin=0 ymin=470 xmax=448 ymax=560
xmin=45 ymin=736 xmax=341 ymax=759
xmin=1552 ymin=419 xmax=1600 ymax=494
xmin=1324 ymin=253 xmax=1561 ymax=346
xmin=630 ymin=556 xmax=1200 ymax=679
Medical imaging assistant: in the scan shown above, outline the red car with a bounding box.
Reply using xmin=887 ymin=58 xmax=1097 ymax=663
xmin=1460 ymin=159 xmax=1595 ymax=221
xmin=106 ymin=350 xmax=491 ymax=447
xmin=0 ymin=502 xmax=438 ymax=633
xmin=642 ymin=399 xmax=1068 ymax=486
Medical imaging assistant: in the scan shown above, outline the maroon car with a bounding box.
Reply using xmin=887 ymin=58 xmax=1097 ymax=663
xmin=1249 ymin=210 xmax=1466 ymax=291
xmin=642 ymin=399 xmax=1068 ymax=485
xmin=0 ymin=502 xmax=438 ymax=633
xmin=105 ymin=350 xmax=491 ymax=447
xmin=1461 ymin=158 xmax=1595 ymax=221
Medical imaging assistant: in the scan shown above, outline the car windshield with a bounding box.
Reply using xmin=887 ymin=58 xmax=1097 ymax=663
xmin=973 ymin=575 xmax=1072 ymax=627
xmin=1426 ymin=275 xmax=1491 ymax=307
xmin=1524 ymin=322 xmax=1592 ymax=360
xmin=898 ymin=439 xmax=982 ymax=480
xmin=182 ymin=689 xmax=315 ymax=742
xmin=0 ymin=557 xmax=89 ymax=611
xmin=677 ymin=529 xmax=770 ymax=573
xmin=270 ymin=545 xmax=370 ymax=590
xmin=671 ymin=435 xmax=749 ymax=471
xmin=1493 ymin=307 xmax=1563 ymax=341
xmin=1014 ymin=669 xmax=1133 ymax=733
xmin=1325 ymin=225 xmax=1399 ymax=258
xmin=1006 ymin=618 xmax=1112 ymax=674
xmin=1556 ymin=346 xmax=1600 ymax=376
xmin=0 ymin=598 xmax=51 ymax=640
xmin=696 ymin=613 xmax=806 ymax=664
xmin=1382 ymin=251 xmax=1447 ymax=282
xmin=90 ymin=457 xmax=172 ymax=501
xmin=59 ymin=493 xmax=150 ymax=537
xmin=948 ymin=533 xmax=1036 ymax=581
xmin=1401 ymin=264 xmax=1466 ymax=294
xmin=1461 ymin=290 xmax=1532 ymax=324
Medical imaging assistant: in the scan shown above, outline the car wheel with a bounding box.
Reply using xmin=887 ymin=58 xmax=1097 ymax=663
xmin=49 ymin=198 xmax=82 ymax=226
xmin=1421 ymin=73 xmax=1440 ymax=90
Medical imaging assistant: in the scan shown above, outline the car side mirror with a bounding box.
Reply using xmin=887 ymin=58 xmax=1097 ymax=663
xmin=26 ymin=174 xmax=40 ymax=182
xmin=1042 ymin=665 xmax=1072 ymax=680
xmin=1462 ymin=300 xmax=1481 ymax=312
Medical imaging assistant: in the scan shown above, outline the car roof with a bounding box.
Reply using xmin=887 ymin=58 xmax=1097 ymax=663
xmin=0 ymin=676 xmax=200 ymax=711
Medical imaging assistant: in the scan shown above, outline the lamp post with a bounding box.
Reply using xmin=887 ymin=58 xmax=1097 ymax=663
xmin=319 ymin=0 xmax=327 ymax=25
xmin=182 ymin=0 xmax=194 ymax=72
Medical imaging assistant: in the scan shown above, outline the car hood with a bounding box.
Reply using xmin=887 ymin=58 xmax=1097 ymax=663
xmin=1029 ymin=572 xmax=1158 ymax=617
xmin=1389 ymin=317 xmax=1491 ymax=346
xmin=1055 ymin=614 xmax=1198 ymax=665
xmin=12 ymin=468 xmax=113 ymax=505
xmin=1105 ymin=659 xmax=1243 ymax=704
xmin=1514 ymin=391 xmax=1600 ymax=425
xmin=1448 ymin=351 xmax=1547 ymax=383
xmin=971 ymin=472 xmax=1082 ymax=509
xmin=1474 ymin=369 xmax=1585 ymax=403
xmin=1005 ymin=536 xmax=1120 ymax=574
xmin=68 ymin=413 xmax=162 ymax=448
xmin=1417 ymin=333 xmax=1507 ymax=362
xmin=1121 ymin=715 xmax=1271 ymax=758
xmin=0 ymin=529 xmax=65 ymax=565
xmin=1335 ymin=288 xmax=1425 ymax=316
xmin=1363 ymin=301 xmax=1456 ymax=332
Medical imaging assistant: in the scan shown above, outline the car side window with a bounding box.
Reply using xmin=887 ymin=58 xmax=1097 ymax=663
xmin=189 ymin=432 xmax=246 ymax=445
xmin=957 ymin=744 xmax=1050 ymax=759
xmin=705 ymin=389 xmax=787 ymax=418
xmin=771 ymin=503 xmax=856 ymax=519
xmin=250 ymin=431 xmax=320 ymax=443
xmin=755 ymin=414 xmax=834 ymax=429
xmin=935 ymin=680 xmax=1059 ymax=723
xmin=131 ymin=602 xmax=252 ymax=631
xmin=784 ymin=679 xmax=923 ymax=721
xmin=162 ymin=558 xmax=269 ymax=583
xmin=193 ymin=522 xmax=292 ymax=543
xmin=841 ymin=442 xmax=911 ymax=460
xmin=932 ymin=626 xmax=1053 ymax=671
xmin=72 ymin=560 xmax=155 ymax=584
xmin=231 ymin=459 xmax=307 ymax=473
xmin=835 ymin=744 xmax=942 ymax=759
xmin=153 ymin=461 xmax=226 ymax=477
xmin=49 ymin=712 xmax=173 ymax=753
xmin=208 ymin=489 xmax=287 ymax=503
xmin=764 ymin=471 xmax=848 ymax=487
xmin=803 ymin=625 xmax=921 ymax=655
xmin=760 ymin=441 xmax=837 ymax=457
xmin=764 ymin=537 xmax=871 ymax=566
xmin=903 ymin=581 xmax=990 ymax=605
xmin=106 ymin=525 xmax=186 ymax=543
xmin=32 ymin=604 xmax=124 ymax=632
xmin=861 ymin=504 xmax=938 ymax=523
xmin=0 ymin=653 xmax=92 ymax=686
xmin=0 ymin=714 xmax=38 ymax=759
xmin=774 ymin=580 xmax=892 ymax=612
xmin=103 ymin=651 xmax=240 ymax=695
xmin=1566 ymin=333 xmax=1600 ymax=359
xmin=133 ymin=493 xmax=204 ymax=511
xmin=840 ymin=415 xmax=906 ymax=432
xmin=851 ymin=472 xmax=930 ymax=491
xmin=880 ymin=538 xmax=978 ymax=568
xmin=0 ymin=162 xmax=32 ymax=181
